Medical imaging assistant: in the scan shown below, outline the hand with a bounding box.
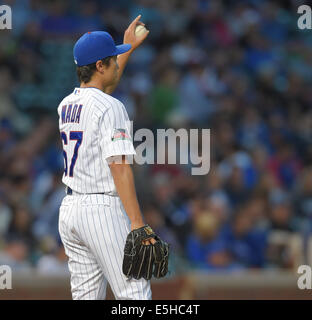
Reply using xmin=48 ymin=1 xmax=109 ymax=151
xmin=123 ymin=15 xmax=150 ymax=53
xmin=131 ymin=221 xmax=156 ymax=245
xmin=143 ymin=238 xmax=156 ymax=245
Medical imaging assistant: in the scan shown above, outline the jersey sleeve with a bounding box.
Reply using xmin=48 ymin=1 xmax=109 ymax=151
xmin=99 ymin=101 xmax=136 ymax=160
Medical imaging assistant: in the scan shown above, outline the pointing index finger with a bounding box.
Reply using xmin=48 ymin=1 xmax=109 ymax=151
xmin=129 ymin=14 xmax=142 ymax=31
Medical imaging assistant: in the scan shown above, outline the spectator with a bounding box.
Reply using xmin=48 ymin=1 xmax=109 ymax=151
xmin=6 ymin=205 xmax=36 ymax=249
xmin=186 ymin=211 xmax=242 ymax=271
xmin=221 ymin=206 xmax=268 ymax=268
xmin=0 ymin=237 xmax=32 ymax=272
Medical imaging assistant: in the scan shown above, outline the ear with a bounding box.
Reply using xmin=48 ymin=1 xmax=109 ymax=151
xmin=95 ymin=60 xmax=105 ymax=73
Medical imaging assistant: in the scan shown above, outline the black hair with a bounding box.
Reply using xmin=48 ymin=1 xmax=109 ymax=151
xmin=76 ymin=56 xmax=113 ymax=83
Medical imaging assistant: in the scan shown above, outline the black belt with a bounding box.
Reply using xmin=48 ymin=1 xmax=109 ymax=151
xmin=66 ymin=187 xmax=106 ymax=195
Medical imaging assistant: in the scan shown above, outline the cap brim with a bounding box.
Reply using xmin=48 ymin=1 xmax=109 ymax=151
xmin=115 ymin=44 xmax=132 ymax=55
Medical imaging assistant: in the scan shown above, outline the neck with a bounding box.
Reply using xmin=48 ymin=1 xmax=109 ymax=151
xmin=80 ymin=80 xmax=106 ymax=92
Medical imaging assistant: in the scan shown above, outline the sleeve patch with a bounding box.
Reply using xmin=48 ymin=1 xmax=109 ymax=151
xmin=111 ymin=128 xmax=131 ymax=141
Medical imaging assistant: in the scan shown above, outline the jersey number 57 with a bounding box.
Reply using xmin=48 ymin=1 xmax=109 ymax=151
xmin=60 ymin=131 xmax=83 ymax=177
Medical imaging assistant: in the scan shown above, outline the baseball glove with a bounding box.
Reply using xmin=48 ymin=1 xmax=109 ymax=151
xmin=122 ymin=225 xmax=169 ymax=280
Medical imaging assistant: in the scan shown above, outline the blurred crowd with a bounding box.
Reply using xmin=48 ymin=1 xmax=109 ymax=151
xmin=0 ymin=0 xmax=312 ymax=275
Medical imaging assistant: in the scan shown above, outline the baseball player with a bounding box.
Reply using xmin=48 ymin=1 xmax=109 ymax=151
xmin=57 ymin=16 xmax=168 ymax=300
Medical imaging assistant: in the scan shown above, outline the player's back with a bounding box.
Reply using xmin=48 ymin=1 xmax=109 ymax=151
xmin=57 ymin=87 xmax=135 ymax=195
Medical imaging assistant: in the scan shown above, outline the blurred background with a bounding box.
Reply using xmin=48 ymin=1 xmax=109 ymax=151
xmin=1 ymin=0 xmax=312 ymax=299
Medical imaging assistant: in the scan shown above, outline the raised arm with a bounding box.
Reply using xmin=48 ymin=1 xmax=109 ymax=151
xmin=105 ymin=15 xmax=149 ymax=95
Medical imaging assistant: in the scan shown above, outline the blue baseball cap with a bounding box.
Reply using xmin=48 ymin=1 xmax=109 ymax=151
xmin=73 ymin=31 xmax=132 ymax=67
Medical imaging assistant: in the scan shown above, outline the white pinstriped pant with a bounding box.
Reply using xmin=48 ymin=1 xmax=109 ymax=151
xmin=58 ymin=192 xmax=152 ymax=300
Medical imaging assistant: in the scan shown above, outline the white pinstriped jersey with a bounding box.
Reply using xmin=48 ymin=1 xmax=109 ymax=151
xmin=57 ymin=87 xmax=136 ymax=195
